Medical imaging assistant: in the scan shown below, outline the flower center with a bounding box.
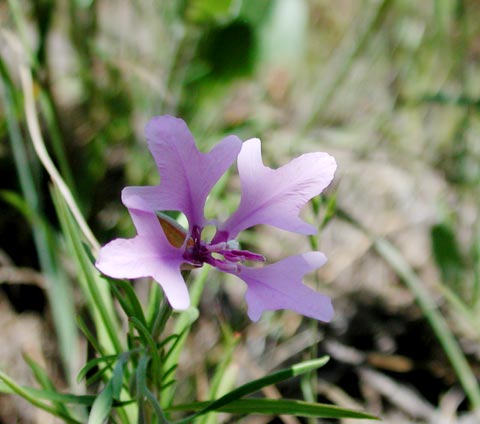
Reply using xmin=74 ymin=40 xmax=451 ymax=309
xmin=183 ymin=226 xmax=264 ymax=272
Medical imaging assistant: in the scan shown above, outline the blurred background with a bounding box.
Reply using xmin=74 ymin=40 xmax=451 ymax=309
xmin=1 ymin=0 xmax=480 ymax=422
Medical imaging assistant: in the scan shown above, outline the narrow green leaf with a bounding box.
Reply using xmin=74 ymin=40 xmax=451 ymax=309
xmin=52 ymin=186 xmax=122 ymax=355
xmin=129 ymin=317 xmax=161 ymax=385
xmin=86 ymin=369 xmax=113 ymax=388
xmin=146 ymin=282 xmax=163 ymax=329
xmin=161 ymin=364 xmax=178 ymax=384
xmin=88 ymin=381 xmax=113 ymax=424
xmin=176 ymin=356 xmax=329 ymax=422
xmin=160 ymin=379 xmax=176 ymax=392
xmin=129 ymin=317 xmax=155 ymax=349
xmin=111 ymin=354 xmax=128 ymax=400
xmin=169 ymin=398 xmax=378 ymax=420
xmin=161 ymin=330 xmax=186 ymax=365
xmin=77 ymin=355 xmax=118 ymax=383
xmin=110 ymin=284 xmax=136 ymax=319
xmin=150 ymin=298 xmax=173 ymax=340
xmin=0 ymin=370 xmax=82 ymax=423
xmin=0 ymin=384 xmax=95 ymax=405
xmin=23 ymin=354 xmax=75 ymax=419
xmin=144 ymin=388 xmax=170 ymax=422
xmin=110 ymin=278 xmax=147 ymax=326
xmin=23 ymin=354 xmax=57 ymax=390
xmin=0 ymin=381 xmax=131 ymax=408
xmin=158 ymin=333 xmax=181 ymax=351
xmin=136 ymin=355 xmax=150 ymax=422
xmin=76 ymin=315 xmax=107 ymax=358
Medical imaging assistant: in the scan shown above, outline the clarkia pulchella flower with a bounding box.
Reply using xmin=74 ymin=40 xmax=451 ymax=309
xmin=96 ymin=116 xmax=336 ymax=321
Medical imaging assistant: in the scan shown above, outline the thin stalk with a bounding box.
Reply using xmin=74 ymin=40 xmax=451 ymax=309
xmin=144 ymin=388 xmax=170 ymax=424
xmin=39 ymin=91 xmax=78 ymax=196
xmin=18 ymin=61 xmax=99 ymax=252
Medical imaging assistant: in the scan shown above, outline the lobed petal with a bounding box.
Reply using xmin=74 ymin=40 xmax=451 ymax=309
xmin=123 ymin=116 xmax=242 ymax=230
xmin=121 ymin=186 xmax=162 ymax=215
xmin=232 ymin=252 xmax=333 ymax=322
xmin=95 ymin=209 xmax=190 ymax=310
xmin=219 ymin=138 xmax=336 ymax=239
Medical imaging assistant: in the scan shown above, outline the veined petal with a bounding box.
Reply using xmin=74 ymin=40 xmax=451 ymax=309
xmin=219 ymin=138 xmax=336 ymax=239
xmin=233 ymin=252 xmax=333 ymax=322
xmin=95 ymin=209 xmax=190 ymax=310
xmin=123 ymin=115 xmax=242 ymax=230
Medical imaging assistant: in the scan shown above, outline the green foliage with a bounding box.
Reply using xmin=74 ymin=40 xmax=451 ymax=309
xmin=170 ymin=398 xmax=378 ymax=420
xmin=52 ymin=185 xmax=122 ymax=355
xmin=183 ymin=357 xmax=331 ymax=420
xmin=88 ymin=381 xmax=114 ymax=424
xmin=168 ymin=356 xmax=379 ymax=422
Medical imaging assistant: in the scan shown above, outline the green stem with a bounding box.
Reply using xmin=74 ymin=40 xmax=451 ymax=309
xmin=152 ymin=301 xmax=173 ymax=343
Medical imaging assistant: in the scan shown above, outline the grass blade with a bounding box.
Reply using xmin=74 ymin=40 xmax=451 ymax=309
xmin=169 ymin=398 xmax=378 ymax=420
xmin=88 ymin=381 xmax=113 ymax=424
xmin=175 ymin=356 xmax=329 ymax=423
xmin=23 ymin=354 xmax=77 ymax=419
xmin=0 ymin=370 xmax=83 ymax=424
xmin=77 ymin=355 xmax=118 ymax=384
xmin=52 ymin=185 xmax=122 ymax=354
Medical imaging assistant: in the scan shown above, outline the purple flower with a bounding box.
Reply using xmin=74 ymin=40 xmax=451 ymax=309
xmin=96 ymin=116 xmax=337 ymax=321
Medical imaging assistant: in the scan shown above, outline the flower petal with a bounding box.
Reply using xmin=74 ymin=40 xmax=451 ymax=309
xmin=95 ymin=209 xmax=190 ymax=310
xmin=219 ymin=138 xmax=336 ymax=239
xmin=233 ymin=252 xmax=333 ymax=322
xmin=123 ymin=116 xmax=242 ymax=230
